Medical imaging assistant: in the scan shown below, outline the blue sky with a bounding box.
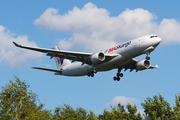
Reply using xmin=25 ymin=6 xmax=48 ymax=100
xmin=0 ymin=0 xmax=180 ymax=114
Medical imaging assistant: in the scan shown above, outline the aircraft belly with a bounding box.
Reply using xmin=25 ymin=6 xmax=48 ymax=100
xmin=62 ymin=62 xmax=91 ymax=76
xmin=95 ymin=54 xmax=127 ymax=71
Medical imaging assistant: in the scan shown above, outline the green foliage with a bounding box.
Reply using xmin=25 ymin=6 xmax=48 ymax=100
xmin=0 ymin=75 xmax=52 ymax=120
xmin=98 ymin=103 xmax=143 ymax=120
xmin=52 ymin=104 xmax=88 ymax=120
xmin=172 ymin=94 xmax=180 ymax=119
xmin=141 ymin=93 xmax=180 ymax=120
xmin=1 ymin=76 xmax=180 ymax=120
xmin=87 ymin=110 xmax=99 ymax=120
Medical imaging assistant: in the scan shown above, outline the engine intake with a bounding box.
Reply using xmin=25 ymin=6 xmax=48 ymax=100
xmin=90 ymin=52 xmax=105 ymax=64
xmin=136 ymin=60 xmax=150 ymax=70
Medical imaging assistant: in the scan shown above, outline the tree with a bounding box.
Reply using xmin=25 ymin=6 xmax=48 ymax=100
xmin=87 ymin=110 xmax=99 ymax=120
xmin=141 ymin=93 xmax=173 ymax=120
xmin=126 ymin=103 xmax=142 ymax=120
xmin=172 ymin=94 xmax=180 ymax=119
xmin=3 ymin=76 xmax=180 ymax=120
xmin=52 ymin=104 xmax=89 ymax=120
xmin=0 ymin=75 xmax=52 ymax=120
xmin=98 ymin=103 xmax=142 ymax=120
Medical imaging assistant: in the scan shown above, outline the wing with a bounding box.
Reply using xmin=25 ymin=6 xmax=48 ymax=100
xmin=13 ymin=41 xmax=118 ymax=65
xmin=120 ymin=59 xmax=158 ymax=72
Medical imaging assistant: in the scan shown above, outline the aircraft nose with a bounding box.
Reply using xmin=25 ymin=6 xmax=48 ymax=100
xmin=155 ymin=37 xmax=161 ymax=46
xmin=157 ymin=37 xmax=161 ymax=43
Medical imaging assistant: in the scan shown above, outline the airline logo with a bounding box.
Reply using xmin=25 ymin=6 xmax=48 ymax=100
xmin=105 ymin=41 xmax=131 ymax=53
xmin=57 ymin=58 xmax=63 ymax=65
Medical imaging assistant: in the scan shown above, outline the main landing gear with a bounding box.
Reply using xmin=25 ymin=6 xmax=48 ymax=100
xmin=113 ymin=68 xmax=123 ymax=81
xmin=87 ymin=69 xmax=97 ymax=77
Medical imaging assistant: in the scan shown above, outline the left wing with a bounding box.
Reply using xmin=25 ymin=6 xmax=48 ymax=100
xmin=13 ymin=42 xmax=118 ymax=65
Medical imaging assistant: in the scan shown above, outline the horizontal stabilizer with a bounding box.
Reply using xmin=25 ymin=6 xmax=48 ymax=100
xmin=32 ymin=67 xmax=62 ymax=73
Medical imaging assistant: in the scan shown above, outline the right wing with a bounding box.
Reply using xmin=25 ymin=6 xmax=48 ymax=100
xmin=120 ymin=59 xmax=159 ymax=72
xmin=13 ymin=42 xmax=118 ymax=65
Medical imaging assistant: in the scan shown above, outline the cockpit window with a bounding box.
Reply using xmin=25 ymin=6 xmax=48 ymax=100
xmin=150 ymin=36 xmax=158 ymax=38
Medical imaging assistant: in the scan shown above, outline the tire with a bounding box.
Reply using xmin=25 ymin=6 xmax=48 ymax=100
xmin=120 ymin=73 xmax=123 ymax=77
xmin=146 ymin=56 xmax=150 ymax=60
xmin=116 ymin=73 xmax=120 ymax=76
xmin=87 ymin=73 xmax=91 ymax=77
xmin=91 ymin=73 xmax=94 ymax=77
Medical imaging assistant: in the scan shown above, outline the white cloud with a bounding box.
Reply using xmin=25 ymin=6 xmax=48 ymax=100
xmin=106 ymin=96 xmax=139 ymax=106
xmin=158 ymin=18 xmax=180 ymax=44
xmin=34 ymin=2 xmax=180 ymax=52
xmin=0 ymin=25 xmax=42 ymax=68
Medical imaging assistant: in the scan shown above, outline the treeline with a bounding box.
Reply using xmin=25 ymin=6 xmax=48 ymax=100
xmin=0 ymin=76 xmax=180 ymax=120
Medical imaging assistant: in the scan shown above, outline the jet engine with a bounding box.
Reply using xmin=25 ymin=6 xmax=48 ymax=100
xmin=136 ymin=60 xmax=150 ymax=70
xmin=90 ymin=52 xmax=105 ymax=64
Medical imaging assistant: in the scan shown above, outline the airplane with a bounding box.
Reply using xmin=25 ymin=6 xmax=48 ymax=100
xmin=13 ymin=35 xmax=161 ymax=81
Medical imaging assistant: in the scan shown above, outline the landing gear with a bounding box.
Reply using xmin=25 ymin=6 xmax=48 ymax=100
xmin=146 ymin=56 xmax=150 ymax=60
xmin=146 ymin=52 xmax=150 ymax=60
xmin=113 ymin=76 xmax=121 ymax=81
xmin=113 ymin=68 xmax=123 ymax=81
xmin=91 ymin=73 xmax=94 ymax=77
xmin=87 ymin=69 xmax=96 ymax=77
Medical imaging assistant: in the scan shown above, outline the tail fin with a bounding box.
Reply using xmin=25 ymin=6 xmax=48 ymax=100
xmin=52 ymin=46 xmax=71 ymax=70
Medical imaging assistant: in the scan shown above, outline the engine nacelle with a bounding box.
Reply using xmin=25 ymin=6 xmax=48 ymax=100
xmin=136 ymin=60 xmax=150 ymax=70
xmin=90 ymin=52 xmax=105 ymax=64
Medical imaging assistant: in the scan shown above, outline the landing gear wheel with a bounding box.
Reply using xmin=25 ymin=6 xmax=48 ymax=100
xmin=87 ymin=69 xmax=97 ymax=77
xmin=116 ymin=73 xmax=120 ymax=76
xmin=120 ymin=73 xmax=123 ymax=77
xmin=91 ymin=73 xmax=94 ymax=77
xmin=117 ymin=77 xmax=120 ymax=81
xmin=87 ymin=73 xmax=91 ymax=77
xmin=146 ymin=56 xmax=150 ymax=60
xmin=113 ymin=67 xmax=123 ymax=81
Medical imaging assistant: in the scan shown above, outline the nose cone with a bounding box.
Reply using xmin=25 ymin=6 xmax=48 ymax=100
xmin=157 ymin=37 xmax=161 ymax=44
xmin=154 ymin=37 xmax=161 ymax=47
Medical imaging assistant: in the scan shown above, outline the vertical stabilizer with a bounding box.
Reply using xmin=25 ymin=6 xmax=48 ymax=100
xmin=52 ymin=46 xmax=71 ymax=70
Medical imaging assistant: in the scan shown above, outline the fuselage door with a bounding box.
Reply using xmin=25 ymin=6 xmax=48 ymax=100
xmin=138 ymin=38 xmax=145 ymax=47
xmin=140 ymin=38 xmax=145 ymax=43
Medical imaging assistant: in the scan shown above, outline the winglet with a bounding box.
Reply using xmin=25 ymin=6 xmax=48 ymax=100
xmin=12 ymin=41 xmax=21 ymax=47
xmin=155 ymin=64 xmax=159 ymax=68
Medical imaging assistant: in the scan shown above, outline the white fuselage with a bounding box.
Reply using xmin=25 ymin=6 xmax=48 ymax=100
xmin=60 ymin=35 xmax=161 ymax=76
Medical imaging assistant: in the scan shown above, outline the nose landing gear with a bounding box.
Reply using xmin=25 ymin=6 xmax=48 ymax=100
xmin=146 ymin=52 xmax=150 ymax=60
xmin=113 ymin=68 xmax=123 ymax=81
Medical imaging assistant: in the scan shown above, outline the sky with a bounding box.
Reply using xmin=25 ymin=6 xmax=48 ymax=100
xmin=0 ymin=0 xmax=180 ymax=115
